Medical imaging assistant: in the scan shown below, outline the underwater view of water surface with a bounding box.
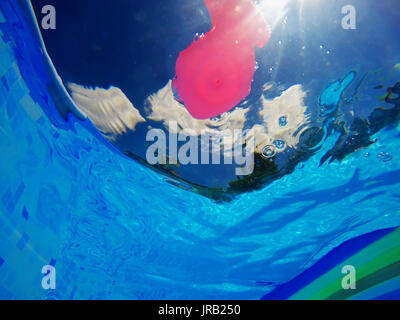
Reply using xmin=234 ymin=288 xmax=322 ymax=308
xmin=0 ymin=0 xmax=400 ymax=300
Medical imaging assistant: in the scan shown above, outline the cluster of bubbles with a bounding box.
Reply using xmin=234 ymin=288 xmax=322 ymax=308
xmin=320 ymin=44 xmax=331 ymax=55
xmin=365 ymin=151 xmax=393 ymax=162
xmin=377 ymin=152 xmax=393 ymax=162
xmin=261 ymin=116 xmax=289 ymax=158
xmin=193 ymin=32 xmax=205 ymax=41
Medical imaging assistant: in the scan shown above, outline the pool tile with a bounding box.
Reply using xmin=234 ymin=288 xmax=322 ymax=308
xmin=16 ymin=232 xmax=30 ymax=251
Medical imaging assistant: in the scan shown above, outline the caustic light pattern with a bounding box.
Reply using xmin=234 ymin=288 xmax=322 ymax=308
xmin=173 ymin=0 xmax=270 ymax=119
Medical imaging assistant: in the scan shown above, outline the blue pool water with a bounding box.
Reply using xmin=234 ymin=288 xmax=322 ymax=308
xmin=0 ymin=0 xmax=400 ymax=299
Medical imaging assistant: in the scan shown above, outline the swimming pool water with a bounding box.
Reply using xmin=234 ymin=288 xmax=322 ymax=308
xmin=0 ymin=0 xmax=400 ymax=300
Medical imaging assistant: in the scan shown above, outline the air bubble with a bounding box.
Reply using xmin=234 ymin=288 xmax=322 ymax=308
xmin=262 ymin=145 xmax=276 ymax=158
xmin=279 ymin=116 xmax=288 ymax=127
xmin=268 ymin=66 xmax=274 ymax=73
xmin=273 ymin=140 xmax=285 ymax=149
xmin=378 ymin=152 xmax=392 ymax=162
xmin=193 ymin=33 xmax=204 ymax=41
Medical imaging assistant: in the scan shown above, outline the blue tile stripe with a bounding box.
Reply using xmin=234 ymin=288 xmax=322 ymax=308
xmin=13 ymin=182 xmax=25 ymax=203
xmin=22 ymin=206 xmax=28 ymax=220
xmin=16 ymin=232 xmax=29 ymax=251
